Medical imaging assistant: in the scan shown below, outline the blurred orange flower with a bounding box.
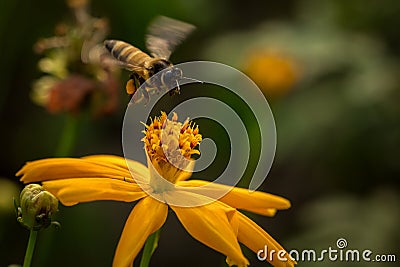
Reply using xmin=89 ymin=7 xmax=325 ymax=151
xmin=243 ymin=50 xmax=300 ymax=98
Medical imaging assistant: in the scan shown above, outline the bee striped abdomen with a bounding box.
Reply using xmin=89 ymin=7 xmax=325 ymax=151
xmin=104 ymin=40 xmax=151 ymax=67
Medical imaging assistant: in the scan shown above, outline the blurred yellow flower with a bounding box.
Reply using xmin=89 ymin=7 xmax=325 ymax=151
xmin=243 ymin=50 xmax=300 ymax=97
xmin=0 ymin=178 xmax=20 ymax=215
xmin=17 ymin=112 xmax=295 ymax=267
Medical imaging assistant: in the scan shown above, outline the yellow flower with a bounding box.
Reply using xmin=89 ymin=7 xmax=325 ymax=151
xmin=17 ymin=112 xmax=295 ymax=267
xmin=243 ymin=50 xmax=300 ymax=97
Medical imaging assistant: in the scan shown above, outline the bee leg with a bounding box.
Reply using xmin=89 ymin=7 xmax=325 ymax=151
xmin=126 ymin=79 xmax=136 ymax=95
xmin=126 ymin=73 xmax=141 ymax=95
xmin=169 ymin=80 xmax=181 ymax=96
xmin=132 ymin=75 xmax=150 ymax=104
xmin=169 ymin=88 xmax=180 ymax=96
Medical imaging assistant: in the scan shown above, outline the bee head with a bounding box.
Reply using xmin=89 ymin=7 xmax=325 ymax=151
xmin=164 ymin=67 xmax=183 ymax=82
xmin=147 ymin=59 xmax=172 ymax=76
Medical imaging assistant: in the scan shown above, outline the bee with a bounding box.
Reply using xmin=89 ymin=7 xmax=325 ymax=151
xmin=104 ymin=16 xmax=196 ymax=103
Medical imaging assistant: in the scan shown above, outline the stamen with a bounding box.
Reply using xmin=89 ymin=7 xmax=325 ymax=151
xmin=142 ymin=112 xmax=202 ymax=184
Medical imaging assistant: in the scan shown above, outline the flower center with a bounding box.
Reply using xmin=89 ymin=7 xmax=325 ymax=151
xmin=142 ymin=112 xmax=202 ymax=188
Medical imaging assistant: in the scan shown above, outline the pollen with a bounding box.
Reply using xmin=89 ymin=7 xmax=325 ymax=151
xmin=142 ymin=112 xmax=202 ymax=184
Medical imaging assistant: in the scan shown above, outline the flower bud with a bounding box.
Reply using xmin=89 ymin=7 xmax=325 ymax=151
xmin=17 ymin=184 xmax=58 ymax=230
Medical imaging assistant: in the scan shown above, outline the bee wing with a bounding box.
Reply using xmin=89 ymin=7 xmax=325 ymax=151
xmin=145 ymin=16 xmax=195 ymax=60
xmin=110 ymin=59 xmax=144 ymax=73
xmin=80 ymin=17 xmax=110 ymax=64
xmin=81 ymin=42 xmax=107 ymax=64
xmin=84 ymin=43 xmax=144 ymax=72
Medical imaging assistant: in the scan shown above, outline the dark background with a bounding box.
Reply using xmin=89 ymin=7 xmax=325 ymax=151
xmin=0 ymin=0 xmax=399 ymax=266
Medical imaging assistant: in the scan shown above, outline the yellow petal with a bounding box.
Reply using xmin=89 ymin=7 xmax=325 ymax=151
xmin=237 ymin=212 xmax=296 ymax=267
xmin=167 ymin=191 xmax=249 ymax=267
xmin=82 ymin=155 xmax=133 ymax=171
xmin=16 ymin=156 xmax=148 ymax=184
xmin=42 ymin=178 xmax=148 ymax=206
xmin=177 ymin=180 xmax=291 ymax=216
xmin=113 ymin=197 xmax=168 ymax=267
xmin=83 ymin=155 xmax=149 ymax=183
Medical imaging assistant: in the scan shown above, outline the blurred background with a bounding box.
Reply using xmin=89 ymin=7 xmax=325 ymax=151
xmin=0 ymin=0 xmax=399 ymax=266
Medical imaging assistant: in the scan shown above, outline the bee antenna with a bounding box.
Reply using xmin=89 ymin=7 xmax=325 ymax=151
xmin=182 ymin=76 xmax=203 ymax=84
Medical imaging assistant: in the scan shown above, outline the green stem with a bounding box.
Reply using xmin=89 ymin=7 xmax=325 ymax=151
xmin=55 ymin=114 xmax=78 ymax=157
xmin=139 ymin=229 xmax=161 ymax=267
xmin=34 ymin=114 xmax=79 ymax=266
xmin=23 ymin=230 xmax=38 ymax=267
